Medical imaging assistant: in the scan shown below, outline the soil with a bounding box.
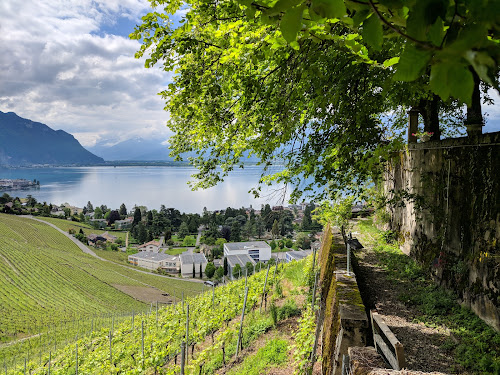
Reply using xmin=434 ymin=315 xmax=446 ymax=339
xmin=352 ymin=226 xmax=466 ymax=374
xmin=111 ymin=284 xmax=175 ymax=304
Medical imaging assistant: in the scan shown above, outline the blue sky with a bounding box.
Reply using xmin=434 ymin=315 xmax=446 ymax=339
xmin=0 ymin=0 xmax=498 ymax=149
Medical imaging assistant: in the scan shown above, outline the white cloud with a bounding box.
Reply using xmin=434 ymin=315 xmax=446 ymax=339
xmin=0 ymin=0 xmax=172 ymax=147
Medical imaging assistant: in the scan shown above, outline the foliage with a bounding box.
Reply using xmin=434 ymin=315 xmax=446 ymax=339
xmin=229 ymin=338 xmax=289 ymax=375
xmin=205 ymin=262 xmax=216 ymax=278
xmin=291 ymin=305 xmax=316 ymax=375
xmin=314 ymin=196 xmax=354 ymax=239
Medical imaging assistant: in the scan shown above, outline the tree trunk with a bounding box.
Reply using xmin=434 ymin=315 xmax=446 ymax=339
xmin=418 ymin=95 xmax=440 ymax=140
xmin=466 ymin=68 xmax=483 ymax=137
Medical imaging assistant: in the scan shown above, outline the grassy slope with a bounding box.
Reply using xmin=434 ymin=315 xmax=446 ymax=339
xmin=0 ymin=214 xmax=204 ymax=348
xmin=41 ymin=216 xmax=127 ymax=241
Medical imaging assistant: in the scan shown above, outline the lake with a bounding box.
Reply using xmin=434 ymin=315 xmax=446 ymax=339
xmin=0 ymin=166 xmax=294 ymax=213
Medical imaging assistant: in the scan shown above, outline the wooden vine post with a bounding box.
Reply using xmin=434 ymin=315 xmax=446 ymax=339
xmin=235 ymin=287 xmax=249 ymax=357
xmin=260 ymin=264 xmax=271 ymax=313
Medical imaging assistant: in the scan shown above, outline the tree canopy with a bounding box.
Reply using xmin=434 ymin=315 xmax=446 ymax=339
xmin=132 ymin=0 xmax=499 ymax=200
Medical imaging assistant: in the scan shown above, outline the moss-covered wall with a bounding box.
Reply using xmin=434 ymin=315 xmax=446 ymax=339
xmin=383 ymin=132 xmax=500 ymax=331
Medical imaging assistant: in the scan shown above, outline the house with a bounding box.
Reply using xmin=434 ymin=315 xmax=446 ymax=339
xmin=89 ymin=219 xmax=107 ymax=229
xmin=128 ymin=252 xmax=173 ymax=271
xmin=179 ymin=253 xmax=207 ymax=278
xmin=87 ymin=234 xmax=107 ymax=246
xmin=115 ymin=217 xmax=133 ymax=230
xmin=226 ymin=254 xmax=255 ymax=280
xmin=101 ymin=232 xmax=117 ymax=243
xmin=138 ymin=240 xmax=161 ymax=253
xmin=223 ymin=241 xmax=271 ymax=263
xmin=285 ymin=250 xmax=313 ymax=263
xmin=161 ymin=256 xmax=180 ymax=274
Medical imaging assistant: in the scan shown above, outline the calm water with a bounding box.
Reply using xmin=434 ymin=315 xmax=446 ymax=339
xmin=0 ymin=166 xmax=292 ymax=213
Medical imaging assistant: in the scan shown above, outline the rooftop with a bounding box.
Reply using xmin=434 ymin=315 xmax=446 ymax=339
xmin=226 ymin=254 xmax=256 ymax=267
xmin=180 ymin=253 xmax=207 ymax=264
xmin=286 ymin=250 xmax=313 ymax=261
xmin=138 ymin=240 xmax=161 ymax=248
xmin=224 ymin=241 xmax=271 ymax=251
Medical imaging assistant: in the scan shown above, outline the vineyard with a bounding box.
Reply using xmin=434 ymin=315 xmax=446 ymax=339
xmin=2 ymin=249 xmax=318 ymax=374
xmin=0 ymin=214 xmax=204 ymax=362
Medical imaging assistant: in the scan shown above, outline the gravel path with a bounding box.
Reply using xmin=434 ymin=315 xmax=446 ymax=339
xmin=352 ymin=229 xmax=463 ymax=374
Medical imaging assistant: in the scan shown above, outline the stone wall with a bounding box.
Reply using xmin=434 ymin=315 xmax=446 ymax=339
xmin=383 ymin=132 xmax=500 ymax=331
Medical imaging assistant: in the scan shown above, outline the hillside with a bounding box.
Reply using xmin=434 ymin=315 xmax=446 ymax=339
xmin=1 ymin=240 xmax=317 ymax=374
xmin=0 ymin=111 xmax=103 ymax=166
xmin=0 ymin=214 xmax=204 ymax=361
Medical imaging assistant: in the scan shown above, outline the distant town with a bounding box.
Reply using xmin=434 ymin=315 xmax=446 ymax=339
xmin=0 ymin=178 xmax=40 ymax=190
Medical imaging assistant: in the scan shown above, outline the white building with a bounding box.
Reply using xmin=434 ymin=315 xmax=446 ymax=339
xmin=223 ymin=241 xmax=271 ymax=263
xmin=226 ymin=254 xmax=255 ymax=280
xmin=128 ymin=252 xmax=172 ymax=271
xmin=180 ymin=253 xmax=207 ymax=278
xmin=138 ymin=240 xmax=161 ymax=253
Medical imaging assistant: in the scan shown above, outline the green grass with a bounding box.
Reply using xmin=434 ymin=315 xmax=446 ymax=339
xmin=228 ymin=337 xmax=289 ymax=375
xmin=93 ymin=247 xmax=137 ymax=264
xmin=0 ymin=213 xmax=204 ymax=362
xmin=356 ymin=218 xmax=500 ymax=375
xmin=165 ymin=247 xmax=187 ymax=255
xmin=42 ymin=217 xmax=128 ymax=241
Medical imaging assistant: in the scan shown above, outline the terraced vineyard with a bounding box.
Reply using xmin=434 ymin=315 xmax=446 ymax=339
xmin=0 ymin=214 xmax=204 ymax=362
xmin=3 ymin=256 xmax=317 ymax=375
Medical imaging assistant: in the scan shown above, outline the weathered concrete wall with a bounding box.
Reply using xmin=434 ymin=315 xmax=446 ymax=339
xmin=319 ymin=226 xmax=369 ymax=375
xmin=383 ymin=132 xmax=500 ymax=331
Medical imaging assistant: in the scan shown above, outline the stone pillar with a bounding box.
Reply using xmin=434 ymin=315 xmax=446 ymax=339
xmin=408 ymin=108 xmax=419 ymax=144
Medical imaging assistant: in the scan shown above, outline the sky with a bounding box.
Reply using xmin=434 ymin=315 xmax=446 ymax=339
xmin=0 ymin=1 xmax=499 ymax=149
xmin=0 ymin=0 xmax=171 ymax=147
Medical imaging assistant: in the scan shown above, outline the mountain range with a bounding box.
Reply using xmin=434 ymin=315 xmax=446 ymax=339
xmin=87 ymin=138 xmax=178 ymax=161
xmin=0 ymin=111 xmax=104 ymax=166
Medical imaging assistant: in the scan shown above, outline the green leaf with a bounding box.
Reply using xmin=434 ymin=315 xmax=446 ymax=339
xmin=268 ymin=0 xmax=304 ymax=16
xmin=430 ymin=62 xmax=473 ymax=105
xmin=393 ymin=44 xmax=432 ymax=81
xmin=280 ymin=6 xmax=304 ymax=42
xmin=383 ymin=56 xmax=399 ymax=67
xmin=362 ymin=14 xmax=383 ymax=51
xmin=310 ymin=0 xmax=346 ymax=19
xmin=427 ymin=16 xmax=445 ymax=46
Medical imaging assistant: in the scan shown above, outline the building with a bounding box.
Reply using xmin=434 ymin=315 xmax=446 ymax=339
xmin=114 ymin=217 xmax=133 ymax=230
xmin=128 ymin=252 xmax=173 ymax=271
xmin=138 ymin=240 xmax=161 ymax=253
xmin=285 ymin=250 xmax=313 ymax=263
xmin=226 ymin=254 xmax=255 ymax=280
xmin=89 ymin=219 xmax=107 ymax=229
xmin=101 ymin=232 xmax=117 ymax=243
xmin=87 ymin=234 xmax=107 ymax=246
xmin=223 ymin=241 xmax=271 ymax=263
xmin=161 ymin=256 xmax=180 ymax=274
xmin=179 ymin=253 xmax=207 ymax=278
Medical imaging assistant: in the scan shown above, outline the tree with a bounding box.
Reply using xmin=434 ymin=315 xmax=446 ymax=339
xmin=26 ymin=195 xmax=37 ymax=207
xmin=271 ymin=220 xmax=280 ymax=240
xmin=94 ymin=207 xmax=103 ymax=219
xmin=270 ymin=240 xmax=277 ymax=251
xmin=192 ymin=263 xmax=196 ymax=278
xmin=137 ymin=223 xmax=148 ymax=244
xmin=302 ymin=205 xmax=313 ymax=230
xmin=220 ymin=226 xmax=231 ymax=241
xmin=133 ymin=0 xmax=499 ymax=202
xmin=223 ymin=257 xmax=228 ymax=276
xmin=232 ymin=264 xmax=241 ymax=279
xmin=86 ymin=201 xmax=93 ymax=212
xmin=108 ymin=210 xmax=121 ymax=225
xmin=205 ymin=262 xmax=216 ymax=278
xmin=119 ymin=203 xmax=127 ymax=217
xmin=215 ymin=266 xmax=224 ymax=280
xmin=230 ymin=221 xmax=241 ymax=242
xmin=199 ymin=263 xmax=203 ymax=278
xmin=245 ymin=262 xmax=254 ymax=276
xmin=315 ymin=196 xmax=355 ymax=242
xmin=133 ymin=207 xmax=142 ymax=225
xmin=178 ymin=222 xmax=189 ymax=240
xmin=255 ymin=216 xmax=265 ymax=239
xmin=296 ymin=232 xmax=311 ymax=250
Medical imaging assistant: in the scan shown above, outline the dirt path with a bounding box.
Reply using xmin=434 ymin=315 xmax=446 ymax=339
xmin=352 ymin=228 xmax=463 ymax=374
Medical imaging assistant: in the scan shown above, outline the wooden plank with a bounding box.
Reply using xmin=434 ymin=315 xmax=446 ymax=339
xmin=372 ymin=312 xmax=401 ymax=347
xmin=374 ymin=333 xmax=400 ymax=370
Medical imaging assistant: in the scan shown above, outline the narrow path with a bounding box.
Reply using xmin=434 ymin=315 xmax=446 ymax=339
xmin=22 ymin=216 xmax=204 ymax=284
xmin=352 ymin=223 xmax=460 ymax=373
xmin=195 ymin=227 xmax=202 ymax=246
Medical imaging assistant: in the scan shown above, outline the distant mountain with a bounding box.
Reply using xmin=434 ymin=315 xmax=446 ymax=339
xmin=0 ymin=111 xmax=104 ymax=166
xmin=88 ymin=137 xmax=262 ymax=162
xmin=87 ymin=138 xmax=176 ymax=161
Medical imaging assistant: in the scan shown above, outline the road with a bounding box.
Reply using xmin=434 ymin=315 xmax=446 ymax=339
xmin=22 ymin=216 xmax=204 ymax=284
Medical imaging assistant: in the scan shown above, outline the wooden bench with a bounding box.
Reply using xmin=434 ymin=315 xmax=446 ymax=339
xmin=370 ymin=310 xmax=406 ymax=370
